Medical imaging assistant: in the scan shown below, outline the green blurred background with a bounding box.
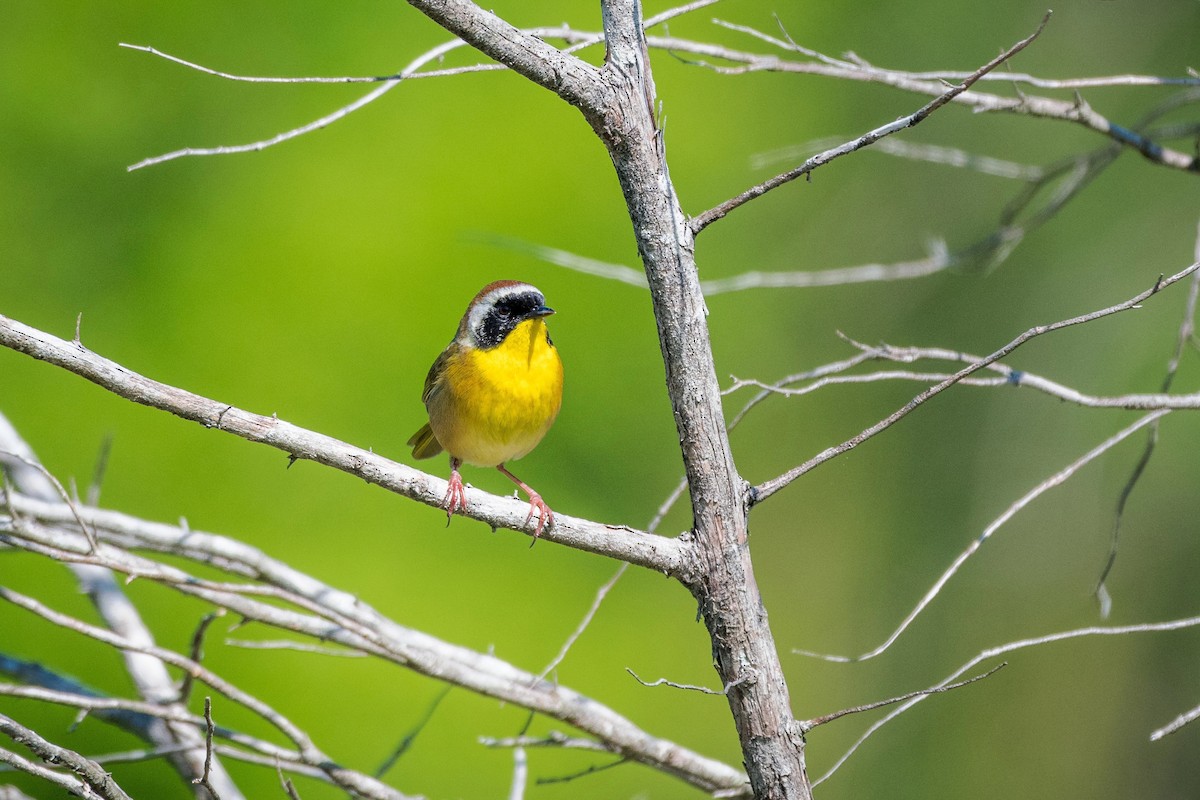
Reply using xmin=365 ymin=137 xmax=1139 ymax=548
xmin=3 ymin=0 xmax=1200 ymax=797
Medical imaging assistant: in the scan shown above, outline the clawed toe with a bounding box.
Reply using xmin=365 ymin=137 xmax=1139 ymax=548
xmin=525 ymin=493 xmax=554 ymax=544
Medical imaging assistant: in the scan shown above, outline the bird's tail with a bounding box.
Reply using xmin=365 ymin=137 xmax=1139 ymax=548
xmin=407 ymin=423 xmax=444 ymax=459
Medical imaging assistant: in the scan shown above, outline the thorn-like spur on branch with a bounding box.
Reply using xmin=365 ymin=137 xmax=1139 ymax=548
xmin=0 ymin=313 xmax=683 ymax=574
xmin=689 ymin=13 xmax=1052 ymax=233
xmin=753 ymin=260 xmax=1200 ymax=504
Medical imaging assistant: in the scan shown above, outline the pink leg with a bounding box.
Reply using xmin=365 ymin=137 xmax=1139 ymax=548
xmin=442 ymin=457 xmax=466 ymax=525
xmin=496 ymin=464 xmax=553 ymax=543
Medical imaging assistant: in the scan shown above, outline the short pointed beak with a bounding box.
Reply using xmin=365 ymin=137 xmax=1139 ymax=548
xmin=533 ymin=305 xmax=555 ymax=317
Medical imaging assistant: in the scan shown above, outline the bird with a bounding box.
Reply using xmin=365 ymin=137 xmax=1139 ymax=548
xmin=408 ymin=280 xmax=564 ymax=540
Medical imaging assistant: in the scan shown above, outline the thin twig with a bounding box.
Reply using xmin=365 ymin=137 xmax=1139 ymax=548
xmin=192 ymin=698 xmax=219 ymax=799
xmin=223 ymin=639 xmax=367 ymax=657
xmin=181 ymin=611 xmax=226 ymax=704
xmin=375 ymin=686 xmax=452 ymax=778
xmin=86 ymin=433 xmax=114 ymax=508
xmin=0 ymin=452 xmax=97 ymax=551
xmin=754 ymin=261 xmax=1200 ymax=502
xmin=814 ymin=614 xmax=1200 ymax=787
xmin=690 ymin=14 xmax=1052 ymax=233
xmin=536 ymin=564 xmax=629 ymax=683
xmin=625 ymin=668 xmax=747 ymax=696
xmin=751 ymin=137 xmax=1045 ymax=181
xmin=480 ymin=732 xmax=615 ymax=753
xmin=794 ymin=409 xmax=1170 ymax=663
xmin=1096 ymin=220 xmax=1200 ymax=615
xmin=535 ymin=756 xmax=630 ymax=786
xmin=800 ymin=663 xmax=1006 ymax=730
xmin=1150 ymin=702 xmax=1200 ymax=741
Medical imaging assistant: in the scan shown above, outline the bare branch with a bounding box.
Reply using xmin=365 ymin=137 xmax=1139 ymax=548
xmin=632 ymin=33 xmax=1200 ymax=173
xmin=126 ymin=35 xmax=481 ymax=171
xmin=535 ymin=756 xmax=629 ymax=786
xmin=730 ymin=342 xmax=1200 ymax=410
xmin=0 ymin=415 xmax=242 ymax=799
xmin=508 ymin=746 xmax=527 ymax=800
xmin=0 ymin=679 xmax=377 ymax=787
xmin=119 ymin=43 xmax=395 ymax=83
xmin=794 ymin=408 xmax=1169 ymax=663
xmin=800 ymin=663 xmax=1006 ymax=730
xmin=752 ymin=137 xmax=1046 ymax=181
xmin=753 ymin=261 xmax=1200 ymax=502
xmin=715 ymin=17 xmax=1200 ymax=90
xmin=690 ymin=14 xmax=1052 ymax=233
xmin=700 ymin=241 xmax=956 ymax=293
xmin=223 ymin=639 xmax=367 ymax=657
xmin=815 ymin=615 xmax=1200 ymax=787
xmin=480 ymin=732 xmax=615 ymax=753
xmin=0 ymin=586 xmax=410 ymax=800
xmin=1150 ymin=702 xmax=1200 ymax=741
xmin=1097 ymin=220 xmax=1200 ymax=615
xmin=0 ymin=317 xmax=684 ymax=574
xmin=1 ymin=494 xmax=748 ymax=796
xmin=375 ymin=687 xmax=452 ymax=778
xmin=180 ymin=611 xmax=225 ymax=704
xmin=192 ymin=698 xmax=219 ymax=798
xmin=626 ymin=668 xmax=747 ymax=696
xmin=536 ymin=563 xmax=629 ymax=683
xmin=0 ymin=713 xmax=133 ymax=800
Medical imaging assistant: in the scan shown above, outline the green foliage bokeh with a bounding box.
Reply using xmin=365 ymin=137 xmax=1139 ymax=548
xmin=2 ymin=1 xmax=1199 ymax=797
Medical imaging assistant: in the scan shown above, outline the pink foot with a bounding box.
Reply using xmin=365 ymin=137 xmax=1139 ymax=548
xmin=442 ymin=467 xmax=466 ymax=525
xmin=524 ymin=492 xmax=554 ymax=543
xmin=496 ymin=464 xmax=554 ymax=546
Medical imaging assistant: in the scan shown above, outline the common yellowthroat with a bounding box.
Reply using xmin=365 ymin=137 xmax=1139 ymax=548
xmin=408 ymin=280 xmax=563 ymax=538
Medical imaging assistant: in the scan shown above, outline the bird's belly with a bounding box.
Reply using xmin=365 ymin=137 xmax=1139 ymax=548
xmin=430 ymin=332 xmax=562 ymax=467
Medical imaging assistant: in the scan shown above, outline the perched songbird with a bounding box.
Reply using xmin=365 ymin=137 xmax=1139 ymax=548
xmin=408 ymin=281 xmax=564 ymax=539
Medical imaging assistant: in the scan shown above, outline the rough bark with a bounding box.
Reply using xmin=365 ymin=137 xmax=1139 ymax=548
xmin=585 ymin=2 xmax=812 ymax=797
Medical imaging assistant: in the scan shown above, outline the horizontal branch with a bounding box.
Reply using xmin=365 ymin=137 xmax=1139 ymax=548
xmin=728 ymin=343 xmax=1200 ymax=409
xmin=0 ymin=313 xmax=685 ymax=575
xmin=637 ymin=32 xmax=1200 ymax=176
xmin=0 ymin=494 xmax=749 ymax=797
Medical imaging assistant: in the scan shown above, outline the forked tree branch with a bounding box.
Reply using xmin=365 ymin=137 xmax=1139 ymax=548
xmin=690 ymin=14 xmax=1050 ymax=232
xmin=0 ymin=713 xmax=133 ymax=800
xmin=0 ymin=485 xmax=751 ymax=797
xmin=752 ymin=260 xmax=1200 ymax=503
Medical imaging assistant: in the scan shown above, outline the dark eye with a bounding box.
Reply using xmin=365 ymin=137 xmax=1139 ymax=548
xmin=495 ymin=303 xmax=513 ymax=318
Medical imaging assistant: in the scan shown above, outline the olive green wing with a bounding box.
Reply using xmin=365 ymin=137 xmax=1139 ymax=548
xmin=406 ymin=345 xmax=455 ymax=460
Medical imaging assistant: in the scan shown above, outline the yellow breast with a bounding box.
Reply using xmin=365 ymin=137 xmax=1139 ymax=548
xmin=428 ymin=318 xmax=563 ymax=467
